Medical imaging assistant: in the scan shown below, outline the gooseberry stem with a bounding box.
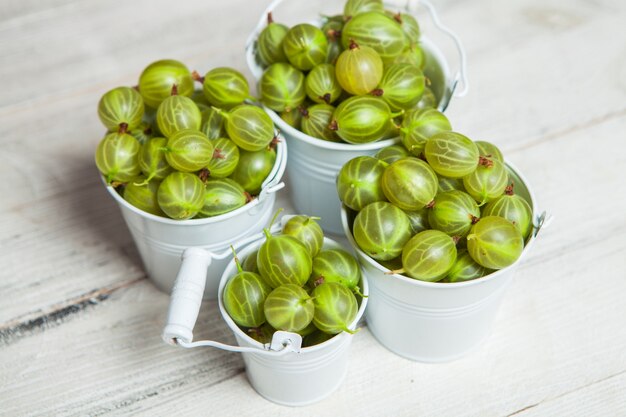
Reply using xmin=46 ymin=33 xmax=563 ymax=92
xmin=505 ymin=183 xmax=515 ymax=195
xmin=134 ymin=172 xmax=155 ymax=186
xmin=328 ymin=120 xmax=338 ymax=131
xmin=264 ymin=207 xmax=284 ymax=239
xmin=118 ymin=122 xmax=129 ymax=134
xmin=267 ymin=12 xmax=274 ymax=25
xmin=170 ymin=84 xmax=178 ymax=96
xmin=348 ymin=39 xmax=360 ymax=50
xmin=230 ymin=245 xmax=243 ymax=273
xmin=390 ymin=110 xmax=404 ymax=119
xmin=191 ymin=71 xmax=204 ymax=84
xmin=370 ymin=88 xmax=384 ymax=97
xmin=342 ymin=326 xmax=359 ymax=335
xmin=211 ymin=106 xmax=228 ymax=118
xmin=198 ymin=168 xmax=210 ymax=182
xmin=353 ymin=286 xmax=368 ymax=299
xmin=479 ymin=156 xmax=494 ymax=167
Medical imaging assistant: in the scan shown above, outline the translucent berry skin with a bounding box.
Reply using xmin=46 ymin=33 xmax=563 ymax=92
xmin=130 ymin=121 xmax=153 ymax=144
xmin=98 ymin=86 xmax=144 ymax=131
xmin=386 ymin=45 xmax=426 ymax=71
xmin=256 ymin=19 xmax=289 ymax=67
xmin=401 ymin=230 xmax=457 ymax=282
xmin=229 ymin=147 xmax=276 ymax=195
xmin=375 ymin=144 xmax=410 ymax=165
xmin=224 ymin=271 xmax=272 ymax=328
xmin=415 ymin=86 xmax=437 ymax=110
xmin=242 ymin=249 xmax=259 ymax=273
xmin=138 ymin=59 xmax=193 ymax=108
xmin=353 ymin=201 xmax=412 ymax=261
xmin=335 ymin=43 xmax=383 ymax=96
xmin=312 ymin=282 xmax=358 ymax=334
xmin=157 ymin=172 xmax=205 ymax=220
xmin=311 ymin=249 xmax=361 ymax=290
xmin=475 ymin=141 xmax=504 ymax=162
xmin=482 ymin=194 xmax=533 ymax=239
xmin=200 ymin=107 xmax=226 ymax=140
xmin=375 ymin=63 xmax=425 ymax=111
xmin=206 ymin=138 xmax=240 ymax=178
xmin=305 ymin=64 xmax=343 ymax=104
xmin=139 ymin=137 xmax=173 ymax=181
xmin=247 ymin=323 xmax=275 ymax=344
xmin=404 ymin=208 xmax=430 ymax=234
xmin=202 ymin=67 xmax=250 ymax=110
xmin=428 ymin=190 xmax=480 ymax=238
xmin=257 ymin=235 xmax=313 ymax=288
xmin=438 ymin=175 xmax=466 ymax=193
xmin=156 ymin=95 xmax=202 ymax=138
xmin=382 ymin=157 xmax=438 ymax=210
xmin=446 ymin=250 xmax=488 ymax=283
xmin=331 ymin=96 xmax=391 ymax=143
xmin=391 ymin=12 xmax=420 ymax=45
xmin=259 ymin=63 xmax=306 ymax=112
xmin=424 ymin=131 xmax=479 ymax=178
xmin=95 ymin=132 xmax=141 ymax=183
xmin=164 ymin=129 xmax=214 ymax=172
xmin=123 ymin=176 xmax=164 ymax=216
xmin=222 ymin=105 xmax=274 ymax=152
xmin=282 ymin=24 xmax=328 ymax=71
xmin=264 ymin=284 xmax=314 ymax=332
xmin=301 ymin=104 xmax=340 ymax=142
xmin=344 ymin=0 xmax=384 ymax=18
xmin=280 ymin=107 xmax=304 ymax=130
xmin=463 ymin=159 xmax=509 ymax=204
xmin=400 ymin=108 xmax=452 ymax=157
xmin=337 ymin=156 xmax=388 ymax=211
xmin=197 ymin=178 xmax=247 ymax=217
xmin=341 ymin=12 xmax=408 ymax=61
xmin=466 ymin=216 xmax=524 ymax=269
xmin=281 ymin=215 xmax=324 ymax=257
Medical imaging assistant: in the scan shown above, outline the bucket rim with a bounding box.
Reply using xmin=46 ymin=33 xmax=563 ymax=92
xmin=341 ymin=160 xmax=541 ymax=290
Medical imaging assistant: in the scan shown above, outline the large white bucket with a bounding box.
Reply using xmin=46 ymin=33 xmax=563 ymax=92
xmin=341 ymin=162 xmax=549 ymax=362
xmin=246 ymin=0 xmax=468 ymax=234
xmin=104 ymin=138 xmax=287 ymax=299
xmin=162 ymin=225 xmax=369 ymax=406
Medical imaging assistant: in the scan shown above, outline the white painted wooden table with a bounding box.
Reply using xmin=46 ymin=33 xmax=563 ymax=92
xmin=1 ymin=0 xmax=625 ymax=415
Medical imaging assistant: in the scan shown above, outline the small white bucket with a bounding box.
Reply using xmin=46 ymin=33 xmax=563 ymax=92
xmin=246 ymin=0 xmax=469 ymax=234
xmin=341 ymin=162 xmax=550 ymax=362
xmin=104 ymin=138 xmax=287 ymax=299
xmin=162 ymin=221 xmax=369 ymax=406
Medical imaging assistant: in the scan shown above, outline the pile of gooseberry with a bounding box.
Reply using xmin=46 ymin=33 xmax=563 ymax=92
xmin=223 ymin=213 xmax=365 ymax=347
xmin=337 ymin=112 xmax=534 ymax=282
xmin=254 ymin=0 xmax=437 ymax=144
xmin=95 ymin=59 xmax=280 ymax=220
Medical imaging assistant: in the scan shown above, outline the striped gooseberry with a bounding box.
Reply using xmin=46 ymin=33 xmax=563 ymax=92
xmin=297 ymin=321 xmax=318 ymax=337
xmin=197 ymin=178 xmax=247 ymax=217
xmin=264 ymin=284 xmax=314 ymax=332
xmin=122 ymin=176 xmax=164 ymax=216
xmin=400 ymin=229 xmax=457 ymax=281
xmin=341 ymin=12 xmax=408 ymax=60
xmin=256 ymin=13 xmax=289 ymax=67
xmin=404 ymin=208 xmax=430 ymax=234
xmin=312 ymin=282 xmax=358 ymax=334
xmin=138 ymin=137 xmax=173 ymax=182
xmin=438 ymin=175 xmax=466 ymax=193
xmin=190 ymin=89 xmax=210 ymax=111
xmin=335 ymin=40 xmax=383 ymax=95
xmin=306 ymin=64 xmax=343 ymax=104
xmin=156 ymin=89 xmax=202 ymax=137
xmin=301 ymin=104 xmax=340 ymax=142
xmin=463 ymin=158 xmax=509 ymax=204
xmin=247 ymin=323 xmax=275 ymax=344
xmin=446 ymin=250 xmax=488 ymax=283
xmin=200 ymin=107 xmax=226 ymax=140
xmin=424 ymin=131 xmax=479 ymax=178
xmin=344 ymin=0 xmax=384 ymax=18
xmin=98 ymin=86 xmax=144 ymax=132
xmin=353 ymin=201 xmax=412 ymax=261
xmin=387 ymin=45 xmax=426 ymax=71
xmin=475 ymin=140 xmax=504 ymax=162
xmin=329 ymin=96 xmax=395 ymax=143
xmin=206 ymin=138 xmax=240 ymax=178
xmin=138 ymin=59 xmax=193 ymax=108
xmin=259 ymin=62 xmax=306 ymax=112
xmin=157 ymin=171 xmax=205 ymax=219
xmin=372 ymin=63 xmax=425 ymax=111
xmin=390 ymin=12 xmax=420 ymax=46
xmin=280 ymin=106 xmax=304 ymax=130
xmin=229 ymin=147 xmax=276 ymax=195
xmin=310 ymin=249 xmax=361 ymax=291
xmin=323 ymin=20 xmax=343 ymax=64
xmin=224 ymin=257 xmax=272 ymax=328
xmin=199 ymin=67 xmax=251 ymax=110
xmin=428 ymin=190 xmax=480 ymax=237
xmin=375 ymin=144 xmax=410 ymax=164
xmin=282 ymin=24 xmax=328 ymax=71
xmin=482 ymin=185 xmax=533 ymax=239
xmin=281 ymin=215 xmax=324 ymax=257
xmin=400 ymin=108 xmax=451 ymax=157
xmin=466 ymin=216 xmax=524 ymax=269
xmin=337 ymin=156 xmax=388 ymax=211
xmin=257 ymin=228 xmax=313 ymax=288
xmin=242 ymin=249 xmax=259 ymax=273
xmin=95 ymin=132 xmax=141 ymax=184
xmin=382 ymin=157 xmax=438 ymax=210
xmin=415 ymin=86 xmax=437 ymax=110
xmin=163 ymin=129 xmax=214 ymax=172
xmin=129 ymin=121 xmax=153 ymax=144
xmin=219 ymin=104 xmax=274 ymax=151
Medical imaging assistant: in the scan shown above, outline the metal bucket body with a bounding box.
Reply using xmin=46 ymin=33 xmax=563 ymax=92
xmin=217 ymin=237 xmax=369 ymax=406
xmin=341 ymin=162 xmax=541 ymax=362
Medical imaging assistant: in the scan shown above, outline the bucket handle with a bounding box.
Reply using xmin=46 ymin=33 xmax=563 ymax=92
xmin=161 ymin=219 xmax=303 ymax=356
xmin=533 ymin=210 xmax=553 ymax=238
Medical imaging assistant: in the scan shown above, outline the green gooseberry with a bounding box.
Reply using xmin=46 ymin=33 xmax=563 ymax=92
xmin=335 ymin=40 xmax=383 ymax=95
xmin=156 ymin=93 xmax=202 ymax=138
xmin=310 ymin=249 xmax=361 ymax=291
xmin=341 ymin=12 xmax=408 ymax=61
xmin=336 ymin=156 xmax=388 ymax=211
xmin=388 ymin=12 xmax=421 ymax=45
xmin=400 ymin=108 xmax=452 ymax=156
xmin=163 ymin=129 xmax=214 ymax=172
xmin=378 ymin=255 xmax=403 ymax=272
xmin=466 ymin=216 xmax=524 ymax=269
xmin=353 ymin=201 xmax=412 ymax=261
xmin=404 ymin=208 xmax=430 ymax=234
xmin=139 ymin=137 xmax=173 ymax=182
xmin=129 ymin=121 xmax=153 ymax=144
xmin=373 ymin=63 xmax=425 ymax=111
xmin=247 ymin=323 xmax=275 ymax=344
xmin=190 ymin=88 xmax=211 ymax=110
xmin=463 ymin=158 xmax=509 ymax=205
xmin=301 ymin=104 xmax=340 ymax=142
xmin=223 ymin=259 xmax=272 ymax=328
xmin=206 ymin=138 xmax=240 ymax=178
xmin=201 ymin=67 xmax=251 ymax=109
xmin=305 ymin=64 xmax=343 ymax=104
xmin=122 ymin=176 xmax=164 ymax=216
xmin=242 ymin=249 xmax=259 ymax=273
xmin=344 ymin=0 xmax=384 ymax=17
xmin=428 ymin=190 xmax=480 ymax=237
xmin=482 ymin=187 xmax=533 ymax=239
xmin=438 ymin=175 xmax=466 ymax=193
xmin=375 ymin=144 xmax=410 ymax=164
xmin=323 ymin=21 xmax=343 ymax=64
xmin=303 ymin=330 xmax=335 ymax=347
xmin=329 ymin=96 xmax=394 ymax=143
xmin=264 ymin=284 xmax=314 ymax=332
xmin=280 ymin=106 xmax=305 ymax=130
xmin=259 ymin=63 xmax=306 ymax=112
xmin=257 ymin=230 xmax=313 ymax=288
xmin=296 ymin=321 xmax=318 ymax=337
xmin=281 ymin=215 xmax=324 ymax=257
xmin=157 ymin=171 xmax=205 ymax=219
xmin=95 ymin=132 xmax=141 ymax=184
xmin=446 ymin=250 xmax=488 ymax=283
xmin=219 ymin=105 xmax=274 ymax=152
xmin=282 ymin=23 xmax=328 ymax=71
xmin=138 ymin=59 xmax=193 ymax=108
xmin=381 ymin=157 xmax=438 ymax=210
xmin=475 ymin=140 xmax=504 ymax=162
xmin=98 ymin=86 xmax=144 ymax=132
xmin=197 ymin=178 xmax=247 ymax=217
xmin=401 ymin=230 xmax=457 ymax=281
xmin=386 ymin=45 xmax=426 ymax=71
xmin=256 ymin=13 xmax=289 ymax=67
xmin=415 ymin=86 xmax=437 ymax=110
xmin=312 ymin=282 xmax=358 ymax=334
xmin=200 ymin=107 xmax=227 ymax=140
xmin=229 ymin=147 xmax=276 ymax=195
xmin=424 ymin=131 xmax=479 ymax=178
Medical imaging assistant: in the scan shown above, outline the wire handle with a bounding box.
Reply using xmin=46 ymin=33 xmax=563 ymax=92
xmin=176 ymin=331 xmax=302 ymax=356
